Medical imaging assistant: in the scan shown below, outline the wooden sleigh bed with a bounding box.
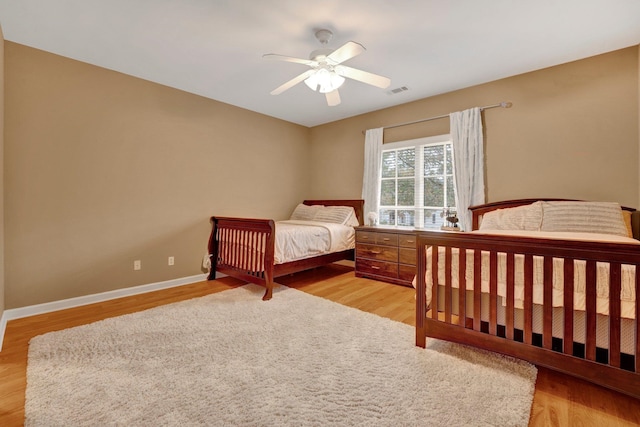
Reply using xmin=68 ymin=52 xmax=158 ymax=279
xmin=208 ymin=199 xmax=364 ymax=300
xmin=415 ymin=198 xmax=640 ymax=399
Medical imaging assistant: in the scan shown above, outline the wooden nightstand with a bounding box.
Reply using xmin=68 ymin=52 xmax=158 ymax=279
xmin=355 ymin=226 xmax=417 ymax=287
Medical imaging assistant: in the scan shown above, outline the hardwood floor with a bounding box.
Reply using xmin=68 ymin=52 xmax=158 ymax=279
xmin=1 ymin=264 xmax=639 ymax=426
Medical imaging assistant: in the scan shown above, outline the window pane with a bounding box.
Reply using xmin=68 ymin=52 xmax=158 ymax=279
xmin=423 ymin=209 xmax=443 ymax=229
xmin=380 ymin=180 xmax=396 ymax=206
xmin=397 ymin=148 xmax=415 ymax=177
xmin=397 ymin=179 xmax=414 ymax=206
xmin=424 ymin=176 xmax=444 ymax=206
xmin=376 ymin=139 xmax=455 ymax=229
xmin=381 ymin=151 xmax=396 ymax=178
xmin=423 ymin=145 xmax=444 ymax=175
xmin=379 ymin=209 xmax=396 ymax=225
xmin=446 ymin=175 xmax=456 ymax=208
xmin=397 ymin=210 xmax=415 ymax=226
xmin=445 ymin=144 xmax=453 ymax=174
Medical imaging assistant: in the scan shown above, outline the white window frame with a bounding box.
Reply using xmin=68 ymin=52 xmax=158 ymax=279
xmin=378 ymin=134 xmax=455 ymax=229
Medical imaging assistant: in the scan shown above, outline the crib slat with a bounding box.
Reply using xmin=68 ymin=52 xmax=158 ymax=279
xmin=473 ymin=250 xmax=482 ymax=331
xmin=230 ymin=229 xmax=237 ymax=266
xmin=237 ymin=229 xmax=243 ymax=270
xmin=250 ymin=231 xmax=257 ymax=273
xmin=246 ymin=230 xmax=252 ymax=272
xmin=221 ymin=228 xmax=229 ymax=264
xmin=585 ymin=260 xmax=597 ymax=361
xmin=240 ymin=229 xmax=246 ymax=270
xmin=431 ymin=245 xmax=439 ymax=320
xmin=563 ymin=260 xmax=575 ymax=355
xmin=489 ymin=251 xmax=498 ymax=336
xmin=249 ymin=231 xmax=254 ymax=273
xmin=444 ymin=247 xmax=452 ymax=324
xmin=253 ymin=231 xmax=258 ymax=272
xmin=258 ymin=231 xmax=264 ymax=274
xmin=543 ymin=256 xmax=553 ymax=350
xmin=506 ymin=253 xmax=515 ymax=340
xmin=220 ymin=227 xmax=226 ymax=264
xmin=524 ymin=254 xmax=533 ymax=345
xmin=609 ymin=262 xmax=622 ymax=368
xmin=458 ymin=248 xmax=467 ymax=328
xmin=217 ymin=228 xmax=224 ymax=264
xmin=227 ymin=228 xmax=232 ymax=265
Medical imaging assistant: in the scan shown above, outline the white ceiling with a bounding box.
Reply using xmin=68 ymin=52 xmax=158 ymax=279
xmin=1 ymin=1 xmax=640 ymax=127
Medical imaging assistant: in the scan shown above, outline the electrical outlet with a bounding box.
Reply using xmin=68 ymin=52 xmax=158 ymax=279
xmin=168 ymin=256 xmax=175 ymax=266
xmin=134 ymin=260 xmax=141 ymax=270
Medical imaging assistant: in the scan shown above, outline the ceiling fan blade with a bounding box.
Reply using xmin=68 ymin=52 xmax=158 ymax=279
xmin=336 ymin=65 xmax=391 ymax=89
xmin=325 ymin=90 xmax=341 ymax=107
xmin=270 ymin=69 xmax=315 ymax=95
xmin=263 ymin=53 xmax=315 ymax=66
xmin=327 ymin=41 xmax=365 ymax=65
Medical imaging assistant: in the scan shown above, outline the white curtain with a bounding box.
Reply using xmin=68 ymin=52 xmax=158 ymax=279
xmin=361 ymin=128 xmax=384 ymax=223
xmin=450 ymin=107 xmax=485 ymax=231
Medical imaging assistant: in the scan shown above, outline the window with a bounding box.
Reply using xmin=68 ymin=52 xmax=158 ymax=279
xmin=378 ymin=135 xmax=456 ymax=229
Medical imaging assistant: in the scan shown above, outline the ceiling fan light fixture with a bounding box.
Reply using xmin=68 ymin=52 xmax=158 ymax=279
xmin=264 ymin=29 xmax=390 ymax=106
xmin=304 ymin=68 xmax=345 ymax=93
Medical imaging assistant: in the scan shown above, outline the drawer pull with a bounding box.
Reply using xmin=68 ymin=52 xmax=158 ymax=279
xmin=362 ymin=236 xmax=369 ymax=239
xmin=370 ymin=250 xmax=382 ymax=254
xmin=382 ymin=238 xmax=391 ymax=241
xmin=406 ymin=239 xmax=415 ymax=243
xmin=371 ymin=266 xmax=381 ymax=270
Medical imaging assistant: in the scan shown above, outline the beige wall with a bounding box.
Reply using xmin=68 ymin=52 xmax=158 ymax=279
xmin=4 ymin=42 xmax=310 ymax=308
xmin=309 ymin=47 xmax=640 ymax=209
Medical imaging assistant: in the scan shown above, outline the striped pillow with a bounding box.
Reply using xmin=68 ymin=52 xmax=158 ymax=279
xmin=290 ymin=203 xmax=322 ymax=221
xmin=313 ymin=206 xmax=357 ymax=225
xmin=540 ymin=201 xmax=628 ymax=237
xmin=479 ymin=202 xmax=543 ymax=231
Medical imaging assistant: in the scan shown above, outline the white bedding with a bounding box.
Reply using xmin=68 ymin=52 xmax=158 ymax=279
xmin=274 ymin=220 xmax=355 ymax=264
xmin=422 ymin=230 xmax=639 ymax=319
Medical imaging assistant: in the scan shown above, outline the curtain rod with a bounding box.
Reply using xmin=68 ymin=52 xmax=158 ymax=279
xmin=363 ymin=101 xmax=512 ymax=134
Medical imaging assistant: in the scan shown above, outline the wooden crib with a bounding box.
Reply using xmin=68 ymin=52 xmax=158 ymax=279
xmin=208 ymin=199 xmax=364 ymax=300
xmin=415 ymin=199 xmax=640 ymax=399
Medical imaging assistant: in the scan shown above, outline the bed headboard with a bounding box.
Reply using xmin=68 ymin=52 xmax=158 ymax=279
xmin=469 ymin=198 xmax=639 ymax=239
xmin=303 ymin=199 xmax=365 ymax=226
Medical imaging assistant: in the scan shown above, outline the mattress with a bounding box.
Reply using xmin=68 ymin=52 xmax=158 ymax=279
xmin=424 ymin=230 xmax=639 ymax=318
xmin=274 ymin=220 xmax=355 ymax=264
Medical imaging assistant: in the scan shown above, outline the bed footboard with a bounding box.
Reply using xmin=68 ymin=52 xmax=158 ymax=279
xmin=208 ymin=216 xmax=276 ymax=300
xmin=415 ymin=230 xmax=640 ymax=399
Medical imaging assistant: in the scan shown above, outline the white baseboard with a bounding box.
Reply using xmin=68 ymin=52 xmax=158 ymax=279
xmin=0 ymin=273 xmax=224 ymax=352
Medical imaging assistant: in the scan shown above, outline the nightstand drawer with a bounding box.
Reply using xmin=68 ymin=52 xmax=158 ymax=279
xmin=356 ymin=258 xmax=398 ymax=278
xmin=399 ymin=248 xmax=416 ymax=265
xmin=399 ymin=264 xmax=417 ymax=283
xmin=356 ymin=244 xmax=398 ymax=262
xmin=356 ymin=231 xmax=399 ymax=246
xmin=399 ymin=235 xmax=417 ymax=248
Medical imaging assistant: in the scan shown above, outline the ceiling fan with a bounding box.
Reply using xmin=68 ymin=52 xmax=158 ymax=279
xmin=263 ymin=29 xmax=391 ymax=106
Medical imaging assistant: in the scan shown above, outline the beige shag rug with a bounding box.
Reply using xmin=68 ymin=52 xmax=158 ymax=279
xmin=26 ymin=284 xmax=537 ymax=426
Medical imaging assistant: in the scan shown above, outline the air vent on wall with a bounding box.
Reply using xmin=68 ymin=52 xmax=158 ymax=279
xmin=387 ymin=86 xmax=409 ymax=95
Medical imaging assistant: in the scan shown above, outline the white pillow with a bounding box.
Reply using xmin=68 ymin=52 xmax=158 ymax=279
xmin=540 ymin=201 xmax=628 ymax=237
xmin=314 ymin=206 xmax=359 ymax=226
xmin=479 ymin=202 xmax=543 ymax=231
xmin=289 ymin=203 xmax=322 ymax=221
